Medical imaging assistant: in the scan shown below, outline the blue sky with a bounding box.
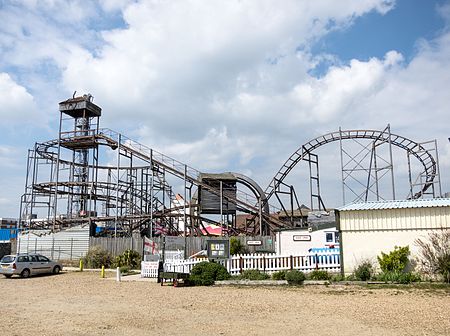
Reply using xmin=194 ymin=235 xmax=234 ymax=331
xmin=1 ymin=0 xmax=450 ymax=218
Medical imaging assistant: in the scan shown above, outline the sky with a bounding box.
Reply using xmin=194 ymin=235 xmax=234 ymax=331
xmin=1 ymin=0 xmax=450 ymax=218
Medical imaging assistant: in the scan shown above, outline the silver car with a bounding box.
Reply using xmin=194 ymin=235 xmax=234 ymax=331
xmin=0 ymin=253 xmax=63 ymax=278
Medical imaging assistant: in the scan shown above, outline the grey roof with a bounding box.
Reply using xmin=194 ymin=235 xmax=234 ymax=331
xmin=337 ymin=198 xmax=450 ymax=211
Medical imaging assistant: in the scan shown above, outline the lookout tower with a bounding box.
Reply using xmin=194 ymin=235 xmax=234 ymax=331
xmin=58 ymin=94 xmax=102 ymax=217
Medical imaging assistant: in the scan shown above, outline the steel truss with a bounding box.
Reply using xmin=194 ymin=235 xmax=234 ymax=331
xmin=261 ymin=125 xmax=442 ymax=233
xmin=20 ymin=96 xmax=284 ymax=237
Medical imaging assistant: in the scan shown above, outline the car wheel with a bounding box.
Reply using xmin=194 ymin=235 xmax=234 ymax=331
xmin=53 ymin=266 xmax=61 ymax=274
xmin=4 ymin=274 xmax=12 ymax=278
xmin=21 ymin=269 xmax=31 ymax=278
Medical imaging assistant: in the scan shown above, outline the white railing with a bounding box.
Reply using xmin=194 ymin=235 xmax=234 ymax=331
xmin=164 ymin=251 xmax=340 ymax=276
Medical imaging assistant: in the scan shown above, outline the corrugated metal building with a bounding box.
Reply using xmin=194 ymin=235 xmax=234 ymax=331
xmin=337 ymin=198 xmax=450 ymax=274
xmin=17 ymin=225 xmax=90 ymax=260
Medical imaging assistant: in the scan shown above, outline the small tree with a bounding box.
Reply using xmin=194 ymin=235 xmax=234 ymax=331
xmin=230 ymin=237 xmax=245 ymax=255
xmin=113 ymin=249 xmax=141 ymax=269
xmin=377 ymin=246 xmax=410 ymax=273
xmin=83 ymin=245 xmax=113 ymax=268
xmin=415 ymin=230 xmax=450 ymax=283
xmin=353 ymin=259 xmax=374 ymax=281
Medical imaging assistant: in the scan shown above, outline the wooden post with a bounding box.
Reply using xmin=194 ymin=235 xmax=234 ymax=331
xmin=263 ymin=256 xmax=266 ymax=273
xmin=289 ymin=255 xmax=293 ymax=270
xmin=239 ymin=256 xmax=243 ymax=274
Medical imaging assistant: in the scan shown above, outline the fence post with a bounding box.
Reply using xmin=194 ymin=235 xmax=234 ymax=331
xmin=263 ymin=256 xmax=266 ymax=273
xmin=315 ymin=253 xmax=319 ymax=270
xmin=289 ymin=255 xmax=293 ymax=270
xmin=239 ymin=256 xmax=243 ymax=274
xmin=70 ymin=238 xmax=73 ymax=261
xmin=51 ymin=236 xmax=55 ymax=260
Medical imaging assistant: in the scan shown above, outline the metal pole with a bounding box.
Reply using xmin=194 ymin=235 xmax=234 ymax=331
xmin=184 ymin=165 xmax=187 ymax=259
xmin=373 ymin=145 xmax=380 ymax=201
xmin=434 ymin=139 xmax=442 ymax=197
xmin=53 ymin=112 xmax=63 ymax=231
xmin=387 ymin=124 xmax=396 ymax=200
xmin=150 ymin=149 xmax=153 ymax=240
xmin=339 ymin=127 xmax=346 ymax=205
xmin=220 ymin=180 xmax=223 ymax=235
xmin=258 ymin=196 xmax=263 ymax=236
xmin=407 ymin=152 xmax=413 ymax=198
xmin=115 ymin=133 xmax=121 ymax=255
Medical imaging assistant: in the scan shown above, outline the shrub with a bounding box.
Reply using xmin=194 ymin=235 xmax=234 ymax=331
xmin=272 ymin=271 xmax=286 ymax=280
xmin=113 ymin=249 xmax=141 ymax=269
xmin=308 ymin=270 xmax=330 ymax=280
xmin=375 ymin=271 xmax=421 ymax=284
xmin=415 ymin=230 xmax=450 ymax=283
xmin=285 ymin=270 xmax=306 ymax=285
xmin=378 ymin=246 xmax=410 ymax=273
xmin=239 ymin=269 xmax=270 ymax=280
xmin=330 ymin=273 xmax=345 ymax=282
xmin=119 ymin=265 xmax=130 ymax=274
xmin=230 ymin=237 xmax=245 ymax=255
xmin=189 ymin=261 xmax=230 ymax=286
xmin=353 ymin=260 xmax=375 ymax=281
xmin=83 ymin=245 xmax=113 ymax=268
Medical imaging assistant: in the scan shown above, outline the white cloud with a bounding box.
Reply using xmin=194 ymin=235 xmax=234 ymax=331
xmin=61 ymin=0 xmax=395 ymax=135
xmin=0 ymin=73 xmax=40 ymax=125
xmin=3 ymin=0 xmax=450 ymax=215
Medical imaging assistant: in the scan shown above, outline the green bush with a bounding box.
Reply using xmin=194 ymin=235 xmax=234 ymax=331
xmin=113 ymin=249 xmax=141 ymax=269
xmin=83 ymin=245 xmax=113 ymax=268
xmin=330 ymin=273 xmax=345 ymax=282
xmin=353 ymin=260 xmax=374 ymax=281
xmin=239 ymin=269 xmax=270 ymax=280
xmin=308 ymin=270 xmax=330 ymax=280
xmin=285 ymin=270 xmax=306 ymax=285
xmin=416 ymin=230 xmax=450 ymax=283
xmin=271 ymin=270 xmax=286 ymax=280
xmin=119 ymin=265 xmax=130 ymax=274
xmin=189 ymin=261 xmax=230 ymax=286
xmin=230 ymin=237 xmax=245 ymax=255
xmin=378 ymin=246 xmax=410 ymax=273
xmin=376 ymin=271 xmax=421 ymax=284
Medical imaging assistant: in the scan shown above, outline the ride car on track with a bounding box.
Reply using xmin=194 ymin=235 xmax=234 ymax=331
xmin=0 ymin=253 xmax=63 ymax=278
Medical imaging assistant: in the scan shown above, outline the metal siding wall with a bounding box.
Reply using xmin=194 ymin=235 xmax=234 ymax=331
xmin=340 ymin=206 xmax=450 ymax=232
xmin=18 ymin=226 xmax=90 ymax=260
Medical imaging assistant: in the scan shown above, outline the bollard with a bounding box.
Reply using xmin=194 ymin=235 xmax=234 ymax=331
xmin=101 ymin=265 xmax=105 ymax=278
xmin=116 ymin=267 xmax=121 ymax=282
xmin=79 ymin=259 xmax=84 ymax=272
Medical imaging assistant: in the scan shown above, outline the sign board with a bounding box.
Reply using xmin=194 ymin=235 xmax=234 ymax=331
xmin=246 ymin=240 xmax=262 ymax=246
xmin=293 ymin=235 xmax=311 ymax=242
xmin=207 ymin=239 xmax=230 ymax=259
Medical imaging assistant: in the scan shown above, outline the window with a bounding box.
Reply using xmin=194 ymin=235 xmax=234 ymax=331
xmin=37 ymin=255 xmax=50 ymax=262
xmin=1 ymin=255 xmax=15 ymax=263
xmin=29 ymin=255 xmax=37 ymax=262
xmin=325 ymin=232 xmax=333 ymax=243
xmin=17 ymin=256 xmax=29 ymax=262
xmin=335 ymin=232 xmax=340 ymax=243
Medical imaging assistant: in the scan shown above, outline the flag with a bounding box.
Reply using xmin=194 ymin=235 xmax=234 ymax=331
xmin=144 ymin=237 xmax=158 ymax=254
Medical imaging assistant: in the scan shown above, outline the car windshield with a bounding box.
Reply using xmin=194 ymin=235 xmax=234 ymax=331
xmin=1 ymin=255 xmax=15 ymax=263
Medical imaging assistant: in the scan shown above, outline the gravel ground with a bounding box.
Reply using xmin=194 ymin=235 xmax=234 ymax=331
xmin=0 ymin=271 xmax=449 ymax=336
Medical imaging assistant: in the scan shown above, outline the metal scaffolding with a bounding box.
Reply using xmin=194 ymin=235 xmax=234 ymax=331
xmin=19 ymin=95 xmax=281 ymax=237
xmin=19 ymin=96 xmax=442 ymax=237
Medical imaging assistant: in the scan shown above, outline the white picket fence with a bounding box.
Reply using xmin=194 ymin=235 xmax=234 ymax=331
xmin=163 ymin=251 xmax=340 ymax=276
xmin=141 ymin=261 xmax=159 ymax=278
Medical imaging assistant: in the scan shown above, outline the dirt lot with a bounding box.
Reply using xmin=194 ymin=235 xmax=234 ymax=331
xmin=0 ymin=271 xmax=449 ymax=336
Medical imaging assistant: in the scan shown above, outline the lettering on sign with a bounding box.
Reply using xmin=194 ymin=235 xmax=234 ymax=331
xmin=246 ymin=240 xmax=262 ymax=246
xmin=293 ymin=235 xmax=311 ymax=242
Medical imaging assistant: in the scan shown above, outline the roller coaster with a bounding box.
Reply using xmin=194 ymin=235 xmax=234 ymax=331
xmin=19 ymin=95 xmax=442 ymax=236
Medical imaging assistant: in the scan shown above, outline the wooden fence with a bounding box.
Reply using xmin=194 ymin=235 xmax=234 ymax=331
xmin=161 ymin=251 xmax=340 ymax=277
